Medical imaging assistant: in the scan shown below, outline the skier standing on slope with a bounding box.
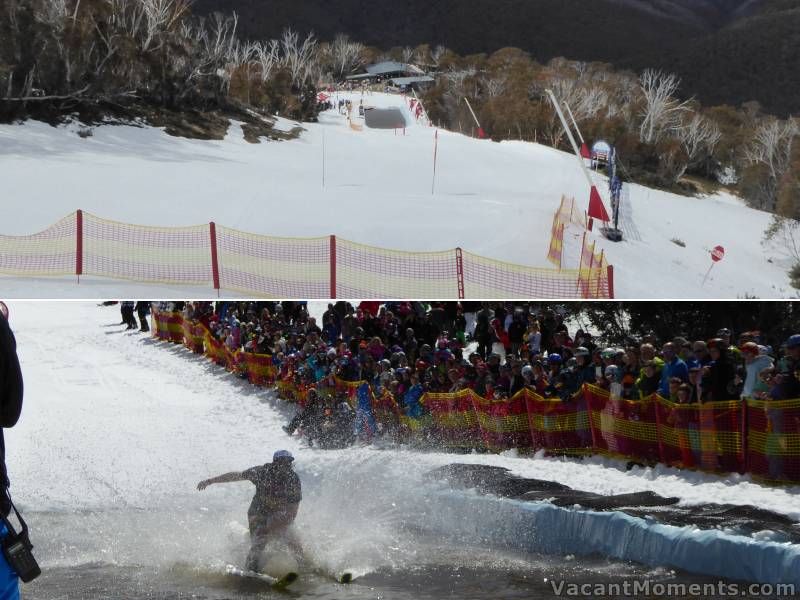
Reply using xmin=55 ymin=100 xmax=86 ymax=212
xmin=197 ymin=450 xmax=303 ymax=572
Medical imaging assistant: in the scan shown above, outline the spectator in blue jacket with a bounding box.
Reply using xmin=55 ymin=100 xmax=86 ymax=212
xmin=659 ymin=342 xmax=689 ymax=397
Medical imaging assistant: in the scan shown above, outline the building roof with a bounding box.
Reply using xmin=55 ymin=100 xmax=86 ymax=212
xmin=346 ymin=62 xmax=428 ymax=81
xmin=365 ymin=61 xmax=425 ymax=76
xmin=388 ymin=76 xmax=435 ymax=86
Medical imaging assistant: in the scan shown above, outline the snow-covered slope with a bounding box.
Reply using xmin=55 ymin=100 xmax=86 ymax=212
xmin=0 ymin=92 xmax=791 ymax=298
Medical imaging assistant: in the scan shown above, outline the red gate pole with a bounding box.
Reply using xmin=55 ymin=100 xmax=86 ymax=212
xmin=607 ymin=265 xmax=615 ymax=299
xmin=209 ymin=222 xmax=220 ymax=296
xmin=455 ymin=248 xmax=465 ymax=299
xmin=330 ymin=235 xmax=337 ymax=299
xmin=76 ymin=209 xmax=83 ymax=284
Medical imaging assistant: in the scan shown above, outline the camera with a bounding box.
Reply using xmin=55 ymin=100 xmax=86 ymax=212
xmin=2 ymin=530 xmax=40 ymax=583
xmin=1 ymin=500 xmax=40 ymax=584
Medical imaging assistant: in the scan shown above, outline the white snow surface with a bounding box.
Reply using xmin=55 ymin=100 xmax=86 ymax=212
xmin=4 ymin=301 xmax=800 ymax=584
xmin=0 ymin=92 xmax=793 ymax=299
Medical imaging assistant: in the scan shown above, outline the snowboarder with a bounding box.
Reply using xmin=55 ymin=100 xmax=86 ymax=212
xmin=197 ymin=450 xmax=303 ymax=572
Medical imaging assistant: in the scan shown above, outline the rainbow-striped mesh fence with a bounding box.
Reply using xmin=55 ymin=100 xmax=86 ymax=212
xmin=2 ymin=210 xmax=613 ymax=298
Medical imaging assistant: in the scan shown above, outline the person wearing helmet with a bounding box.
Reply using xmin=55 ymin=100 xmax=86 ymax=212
xmin=521 ymin=364 xmax=534 ymax=386
xmin=573 ymin=346 xmax=596 ymax=386
xmin=599 ymin=347 xmax=616 ymax=362
xmin=546 ymin=354 xmax=562 ymax=382
xmin=543 ymin=354 xmax=564 ymax=398
xmin=198 ymin=450 xmax=303 ymax=572
xmin=604 ymin=364 xmax=623 ymax=399
xmin=557 ymin=357 xmax=581 ymax=400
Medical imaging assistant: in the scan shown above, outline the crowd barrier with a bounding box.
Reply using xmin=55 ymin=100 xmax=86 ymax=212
xmin=546 ymin=213 xmax=564 ymax=269
xmin=152 ymin=309 xmax=800 ymax=485
xmin=579 ymin=233 xmax=611 ymax=299
xmin=545 ymin=196 xmax=611 ymax=298
xmin=1 ymin=210 xmax=615 ymax=298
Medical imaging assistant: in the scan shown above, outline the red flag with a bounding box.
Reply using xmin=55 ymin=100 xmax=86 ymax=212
xmin=588 ymin=186 xmax=610 ymax=222
xmin=580 ymin=143 xmax=591 ymax=159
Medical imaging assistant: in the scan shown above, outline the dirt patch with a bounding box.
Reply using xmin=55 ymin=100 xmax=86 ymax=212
xmin=0 ymin=97 xmax=303 ymax=143
xmin=241 ymin=119 xmax=303 ymax=143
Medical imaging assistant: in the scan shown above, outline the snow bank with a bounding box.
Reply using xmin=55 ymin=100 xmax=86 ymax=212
xmin=430 ymin=489 xmax=800 ymax=586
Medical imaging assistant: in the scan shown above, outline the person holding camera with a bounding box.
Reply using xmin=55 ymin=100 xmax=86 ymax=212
xmin=1 ymin=312 xmax=39 ymax=598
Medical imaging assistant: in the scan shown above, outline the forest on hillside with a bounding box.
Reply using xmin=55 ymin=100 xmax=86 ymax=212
xmin=193 ymin=0 xmax=800 ymax=116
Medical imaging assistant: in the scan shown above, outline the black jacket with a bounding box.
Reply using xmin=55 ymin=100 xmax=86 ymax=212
xmin=0 ymin=315 xmax=24 ymax=517
xmin=703 ymin=353 xmax=737 ymax=402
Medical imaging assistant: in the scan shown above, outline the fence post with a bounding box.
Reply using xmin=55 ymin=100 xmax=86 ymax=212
xmin=607 ymin=265 xmax=615 ymax=299
xmin=577 ymin=232 xmax=586 ymax=298
xmin=455 ymin=247 xmax=465 ymax=299
xmin=209 ymin=222 xmax=220 ymax=295
xmin=653 ymin=395 xmax=666 ymax=465
xmin=740 ymin=399 xmax=749 ymax=475
xmin=596 ymin=249 xmax=605 ymax=298
xmin=585 ymin=386 xmax=599 ymax=451
xmin=76 ymin=209 xmax=83 ymax=284
xmin=330 ymin=235 xmax=337 ymax=299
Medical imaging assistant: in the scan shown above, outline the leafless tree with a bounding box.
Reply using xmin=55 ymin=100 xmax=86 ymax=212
xmin=430 ymin=45 xmax=447 ymax=69
xmin=34 ymin=0 xmax=80 ymax=90
xmin=138 ymin=0 xmax=192 ymax=52
xmin=280 ymin=28 xmax=318 ymax=88
xmin=638 ymin=69 xmax=693 ymax=144
xmin=482 ymin=73 xmax=507 ymax=98
xmin=744 ymin=118 xmax=799 ymax=210
xmin=253 ymin=39 xmax=280 ymax=83
xmin=330 ymin=34 xmax=363 ymax=80
xmin=676 ymin=112 xmax=721 ymax=177
xmin=745 ymin=119 xmax=799 ymax=183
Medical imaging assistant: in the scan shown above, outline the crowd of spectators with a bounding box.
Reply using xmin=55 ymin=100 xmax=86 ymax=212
xmin=156 ymin=301 xmax=800 ymax=411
